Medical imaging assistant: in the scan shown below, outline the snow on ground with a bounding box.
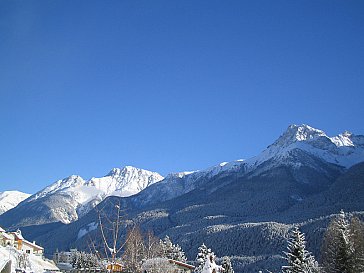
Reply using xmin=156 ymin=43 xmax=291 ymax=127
xmin=77 ymin=222 xmax=98 ymax=239
xmin=0 ymin=246 xmax=58 ymax=273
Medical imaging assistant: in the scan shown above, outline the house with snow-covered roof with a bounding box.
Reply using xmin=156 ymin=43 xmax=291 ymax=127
xmin=9 ymin=229 xmax=24 ymax=250
xmin=0 ymin=226 xmax=14 ymax=247
xmin=0 ymin=231 xmax=13 ymax=247
xmin=168 ymin=259 xmax=195 ymax=272
xmin=142 ymin=258 xmax=195 ymax=273
xmin=7 ymin=229 xmax=44 ymax=256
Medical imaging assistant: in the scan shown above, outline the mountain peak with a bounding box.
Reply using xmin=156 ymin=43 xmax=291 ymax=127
xmin=0 ymin=191 xmax=31 ymax=215
xmin=106 ymin=166 xmax=136 ymax=176
xmin=254 ymin=124 xmax=364 ymax=169
xmin=342 ymin=130 xmax=352 ymax=137
xmin=107 ymin=167 xmax=122 ymax=177
xmin=106 ymin=165 xmax=161 ymax=178
xmin=271 ymin=124 xmax=326 ymax=148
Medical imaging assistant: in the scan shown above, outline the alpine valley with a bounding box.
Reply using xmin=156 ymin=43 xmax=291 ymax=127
xmin=1 ymin=124 xmax=363 ymax=273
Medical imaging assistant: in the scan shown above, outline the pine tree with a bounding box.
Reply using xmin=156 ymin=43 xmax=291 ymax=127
xmin=221 ymin=256 xmax=234 ymax=273
xmin=160 ymin=235 xmax=187 ymax=262
xmin=201 ymin=254 xmax=224 ymax=273
xmin=321 ymin=211 xmax=364 ymax=273
xmin=195 ymin=243 xmax=214 ymax=273
xmin=282 ymin=226 xmax=319 ymax=273
xmin=349 ymin=216 xmax=364 ymax=272
xmin=71 ymin=251 xmax=99 ymax=269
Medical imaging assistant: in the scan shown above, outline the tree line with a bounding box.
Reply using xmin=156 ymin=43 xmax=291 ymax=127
xmin=73 ymin=203 xmax=363 ymax=273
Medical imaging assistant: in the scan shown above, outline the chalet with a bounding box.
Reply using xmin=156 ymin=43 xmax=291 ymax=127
xmin=8 ymin=229 xmax=44 ymax=256
xmin=9 ymin=229 xmax=24 ymax=250
xmin=106 ymin=262 xmax=123 ymax=272
xmin=143 ymin=258 xmax=195 ymax=273
xmin=21 ymin=239 xmax=44 ymax=256
xmin=0 ymin=226 xmax=13 ymax=247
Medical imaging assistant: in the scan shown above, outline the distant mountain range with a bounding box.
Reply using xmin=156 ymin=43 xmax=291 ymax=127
xmin=0 ymin=166 xmax=163 ymax=226
xmin=0 ymin=191 xmax=30 ymax=215
xmin=0 ymin=124 xmax=363 ymax=273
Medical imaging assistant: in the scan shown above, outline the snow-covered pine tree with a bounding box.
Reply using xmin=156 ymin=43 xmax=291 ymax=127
xmin=321 ymin=211 xmax=364 ymax=273
xmin=201 ymin=254 xmax=224 ymax=273
xmin=161 ymin=235 xmax=173 ymax=257
xmin=195 ymin=243 xmax=214 ymax=273
xmin=171 ymin=243 xmax=187 ymax=262
xmin=71 ymin=251 xmax=82 ymax=269
xmin=221 ymin=256 xmax=234 ymax=273
xmin=282 ymin=226 xmax=319 ymax=273
xmin=321 ymin=210 xmax=352 ymax=273
xmin=71 ymin=251 xmax=99 ymax=269
xmin=349 ymin=216 xmax=364 ymax=272
xmin=160 ymin=235 xmax=187 ymax=262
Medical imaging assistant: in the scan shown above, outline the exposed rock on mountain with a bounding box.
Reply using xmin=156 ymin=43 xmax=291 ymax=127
xmin=0 ymin=166 xmax=163 ymax=226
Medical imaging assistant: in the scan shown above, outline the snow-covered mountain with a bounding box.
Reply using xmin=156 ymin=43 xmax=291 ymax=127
xmin=29 ymin=166 xmax=163 ymax=203
xmin=2 ymin=124 xmax=364 ymax=273
xmin=0 ymin=191 xmax=30 ymax=215
xmin=0 ymin=166 xmax=163 ymax=226
xmin=247 ymin=124 xmax=364 ymax=169
xmin=206 ymin=124 xmax=364 ymax=175
xmin=2 ymin=124 xmax=363 ymax=227
xmin=131 ymin=124 xmax=364 ymax=207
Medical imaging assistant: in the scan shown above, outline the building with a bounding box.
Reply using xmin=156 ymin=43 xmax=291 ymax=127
xmin=9 ymin=229 xmax=24 ymax=251
xmin=4 ymin=229 xmax=44 ymax=256
xmin=168 ymin=259 xmax=195 ymax=273
xmin=142 ymin=258 xmax=195 ymax=273
xmin=53 ymin=249 xmax=78 ymax=264
xmin=21 ymin=240 xmax=44 ymax=256
xmin=0 ymin=226 xmax=14 ymax=247
xmin=106 ymin=262 xmax=123 ymax=272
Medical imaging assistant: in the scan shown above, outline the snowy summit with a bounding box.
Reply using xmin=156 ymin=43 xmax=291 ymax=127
xmin=24 ymin=166 xmax=163 ymax=223
xmin=247 ymin=124 xmax=364 ymax=169
xmin=0 ymin=191 xmax=30 ymax=215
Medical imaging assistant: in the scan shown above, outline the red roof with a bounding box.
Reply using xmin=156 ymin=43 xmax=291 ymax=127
xmin=168 ymin=259 xmax=195 ymax=270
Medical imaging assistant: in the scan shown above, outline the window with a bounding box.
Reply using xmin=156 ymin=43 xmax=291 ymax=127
xmin=26 ymin=250 xmax=30 ymax=254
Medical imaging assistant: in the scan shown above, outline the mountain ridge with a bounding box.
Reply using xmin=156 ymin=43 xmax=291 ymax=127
xmin=1 ymin=124 xmax=363 ymax=273
xmin=0 ymin=166 xmax=163 ymax=226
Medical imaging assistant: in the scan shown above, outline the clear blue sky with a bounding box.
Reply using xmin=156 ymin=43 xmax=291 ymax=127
xmin=1 ymin=0 xmax=363 ymax=194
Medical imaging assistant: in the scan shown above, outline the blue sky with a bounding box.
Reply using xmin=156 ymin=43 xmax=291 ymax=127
xmin=1 ymin=0 xmax=363 ymax=193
